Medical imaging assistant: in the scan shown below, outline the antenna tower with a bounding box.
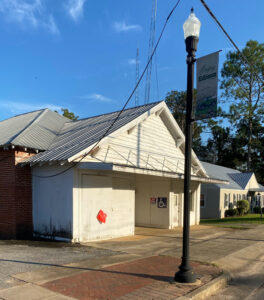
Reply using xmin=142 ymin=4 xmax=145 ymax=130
xmin=135 ymin=48 xmax=140 ymax=106
xmin=144 ymin=0 xmax=157 ymax=104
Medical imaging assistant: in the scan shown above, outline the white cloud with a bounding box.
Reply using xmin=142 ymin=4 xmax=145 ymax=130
xmin=45 ymin=15 xmax=60 ymax=35
xmin=128 ymin=58 xmax=137 ymax=65
xmin=159 ymin=66 xmax=172 ymax=71
xmin=65 ymin=0 xmax=86 ymax=22
xmin=0 ymin=101 xmax=61 ymax=114
xmin=113 ymin=21 xmax=142 ymax=33
xmin=0 ymin=0 xmax=59 ymax=35
xmin=82 ymin=94 xmax=114 ymax=103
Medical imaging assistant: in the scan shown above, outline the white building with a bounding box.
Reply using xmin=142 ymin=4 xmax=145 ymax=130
xmin=25 ymin=101 xmax=224 ymax=242
xmin=200 ymin=162 xmax=264 ymax=219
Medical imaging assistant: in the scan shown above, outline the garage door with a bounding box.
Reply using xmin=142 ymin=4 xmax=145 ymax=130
xmin=80 ymin=174 xmax=134 ymax=242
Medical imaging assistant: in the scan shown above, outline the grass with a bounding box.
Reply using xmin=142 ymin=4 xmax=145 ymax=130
xmin=200 ymin=214 xmax=264 ymax=226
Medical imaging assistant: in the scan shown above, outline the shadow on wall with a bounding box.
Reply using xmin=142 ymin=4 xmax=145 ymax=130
xmin=34 ymin=220 xmax=72 ymax=241
xmin=0 ymin=223 xmax=32 ymax=240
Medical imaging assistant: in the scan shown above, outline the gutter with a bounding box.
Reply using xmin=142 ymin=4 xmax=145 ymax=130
xmin=77 ymin=162 xmax=229 ymax=185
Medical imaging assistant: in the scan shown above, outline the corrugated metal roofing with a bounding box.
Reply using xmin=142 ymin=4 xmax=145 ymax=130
xmin=25 ymin=101 xmax=162 ymax=163
xmin=0 ymin=109 xmax=69 ymax=150
xmin=201 ymin=161 xmax=242 ymax=189
xmin=0 ymin=110 xmax=42 ymax=146
xmin=201 ymin=161 xmax=258 ymax=190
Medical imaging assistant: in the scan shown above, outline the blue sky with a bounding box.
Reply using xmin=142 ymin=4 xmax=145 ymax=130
xmin=0 ymin=0 xmax=263 ymax=122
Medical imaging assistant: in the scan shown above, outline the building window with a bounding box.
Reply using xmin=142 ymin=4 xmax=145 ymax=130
xmin=233 ymin=194 xmax=237 ymax=206
xmin=200 ymin=194 xmax=205 ymax=208
xmin=224 ymin=193 xmax=229 ymax=207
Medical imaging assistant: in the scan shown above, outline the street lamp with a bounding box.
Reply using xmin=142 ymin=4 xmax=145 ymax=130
xmin=174 ymin=8 xmax=201 ymax=284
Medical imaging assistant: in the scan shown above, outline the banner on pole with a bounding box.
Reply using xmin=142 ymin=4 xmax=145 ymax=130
xmin=196 ymin=51 xmax=219 ymax=120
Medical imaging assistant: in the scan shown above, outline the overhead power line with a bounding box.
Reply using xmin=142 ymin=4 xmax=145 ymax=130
xmin=155 ymin=52 xmax=160 ymax=101
xmin=200 ymin=0 xmax=264 ymax=109
xmin=33 ymin=0 xmax=183 ymax=179
xmin=135 ymin=48 xmax=140 ymax=106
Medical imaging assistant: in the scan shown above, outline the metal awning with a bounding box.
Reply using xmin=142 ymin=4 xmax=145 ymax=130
xmin=77 ymin=162 xmax=229 ymax=185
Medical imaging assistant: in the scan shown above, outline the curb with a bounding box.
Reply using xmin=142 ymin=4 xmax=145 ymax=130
xmin=177 ymin=271 xmax=231 ymax=300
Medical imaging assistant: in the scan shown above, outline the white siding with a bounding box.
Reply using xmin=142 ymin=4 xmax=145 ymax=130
xmin=246 ymin=174 xmax=259 ymax=190
xmin=32 ymin=166 xmax=74 ymax=239
xmin=85 ymin=114 xmax=198 ymax=176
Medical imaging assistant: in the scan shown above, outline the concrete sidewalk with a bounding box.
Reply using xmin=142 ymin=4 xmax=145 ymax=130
xmin=0 ymin=254 xmax=221 ymax=300
xmin=0 ymin=225 xmax=263 ymax=299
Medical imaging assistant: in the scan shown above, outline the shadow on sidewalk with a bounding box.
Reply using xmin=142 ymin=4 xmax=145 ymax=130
xmin=0 ymin=258 xmax=173 ymax=283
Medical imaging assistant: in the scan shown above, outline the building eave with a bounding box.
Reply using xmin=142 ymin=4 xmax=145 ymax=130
xmin=77 ymin=162 xmax=228 ymax=184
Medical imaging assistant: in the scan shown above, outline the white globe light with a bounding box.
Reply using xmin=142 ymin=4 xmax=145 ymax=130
xmin=183 ymin=9 xmax=201 ymax=39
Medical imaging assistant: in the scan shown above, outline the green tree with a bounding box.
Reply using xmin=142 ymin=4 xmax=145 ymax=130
xmin=165 ymin=90 xmax=186 ymax=130
xmin=236 ymin=117 xmax=264 ymax=182
xmin=56 ymin=108 xmax=79 ymax=121
xmin=165 ymin=90 xmax=206 ymax=157
xmin=205 ymin=125 xmax=244 ymax=169
xmin=221 ymin=40 xmax=264 ymax=171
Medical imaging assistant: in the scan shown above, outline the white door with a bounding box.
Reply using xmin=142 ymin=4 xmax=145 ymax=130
xmin=80 ymin=174 xmax=112 ymax=242
xmin=171 ymin=193 xmax=182 ymax=227
xmin=135 ymin=176 xmax=170 ymax=228
xmin=150 ymin=180 xmax=170 ymax=227
xmin=80 ymin=174 xmax=135 ymax=242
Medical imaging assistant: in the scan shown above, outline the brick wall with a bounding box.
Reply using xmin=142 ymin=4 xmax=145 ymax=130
xmin=0 ymin=149 xmax=35 ymax=239
xmin=0 ymin=150 xmax=16 ymax=238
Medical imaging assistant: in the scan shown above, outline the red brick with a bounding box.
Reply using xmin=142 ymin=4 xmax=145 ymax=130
xmin=42 ymin=256 xmax=221 ymax=300
xmin=0 ymin=148 xmax=35 ymax=238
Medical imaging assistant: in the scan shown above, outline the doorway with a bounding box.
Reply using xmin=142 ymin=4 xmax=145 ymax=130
xmin=170 ymin=193 xmax=183 ymax=228
xmin=135 ymin=175 xmax=170 ymax=228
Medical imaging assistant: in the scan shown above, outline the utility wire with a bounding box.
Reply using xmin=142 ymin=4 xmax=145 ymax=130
xmin=200 ymin=0 xmax=264 ymax=109
xmin=155 ymin=53 xmax=160 ymax=100
xmin=33 ymin=0 xmax=183 ymax=179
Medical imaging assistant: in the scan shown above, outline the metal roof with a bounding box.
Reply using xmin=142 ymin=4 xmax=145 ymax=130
xmin=259 ymin=184 xmax=264 ymax=191
xmin=201 ymin=161 xmax=260 ymax=191
xmin=25 ymin=101 xmax=162 ymax=164
xmin=228 ymin=172 xmax=253 ymax=189
xmin=0 ymin=109 xmax=69 ymax=150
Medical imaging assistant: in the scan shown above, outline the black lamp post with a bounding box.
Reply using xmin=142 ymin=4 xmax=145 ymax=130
xmin=174 ymin=8 xmax=201 ymax=284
